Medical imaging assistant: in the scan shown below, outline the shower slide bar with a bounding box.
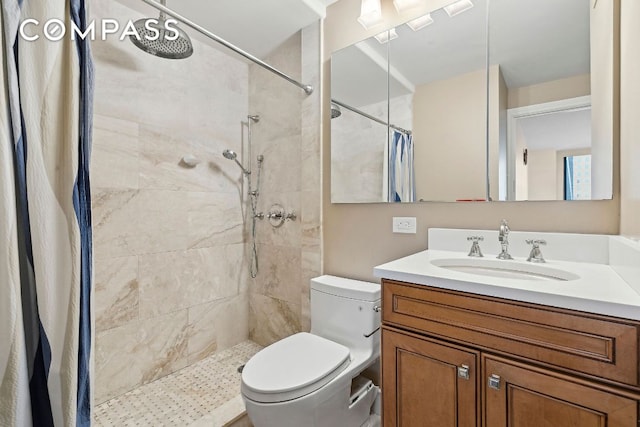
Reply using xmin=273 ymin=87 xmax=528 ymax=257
xmin=141 ymin=0 xmax=314 ymax=95
xmin=331 ymin=99 xmax=412 ymax=136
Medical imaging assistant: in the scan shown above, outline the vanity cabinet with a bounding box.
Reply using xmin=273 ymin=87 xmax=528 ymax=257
xmin=381 ymin=279 xmax=640 ymax=426
xmin=382 ymin=328 xmax=479 ymax=427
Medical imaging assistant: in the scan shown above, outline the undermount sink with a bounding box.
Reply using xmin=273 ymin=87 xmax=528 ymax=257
xmin=430 ymin=258 xmax=580 ymax=282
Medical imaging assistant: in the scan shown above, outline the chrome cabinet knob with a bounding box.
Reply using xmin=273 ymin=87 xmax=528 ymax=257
xmin=488 ymin=374 xmax=501 ymax=390
xmin=457 ymin=365 xmax=470 ymax=380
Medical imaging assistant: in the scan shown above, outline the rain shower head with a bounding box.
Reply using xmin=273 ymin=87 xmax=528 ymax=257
xmin=130 ymin=0 xmax=193 ymax=59
xmin=223 ymin=149 xmax=250 ymax=175
xmin=331 ymin=103 xmax=342 ymax=119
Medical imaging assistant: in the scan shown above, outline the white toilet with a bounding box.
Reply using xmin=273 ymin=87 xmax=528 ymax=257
xmin=241 ymin=275 xmax=381 ymax=427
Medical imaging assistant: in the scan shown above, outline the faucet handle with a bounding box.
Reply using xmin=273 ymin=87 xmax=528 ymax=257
xmin=467 ymin=236 xmax=484 ymax=258
xmin=526 ymin=239 xmax=547 ymax=263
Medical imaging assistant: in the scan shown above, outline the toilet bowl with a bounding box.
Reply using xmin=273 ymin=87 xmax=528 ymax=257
xmin=241 ymin=275 xmax=381 ymax=427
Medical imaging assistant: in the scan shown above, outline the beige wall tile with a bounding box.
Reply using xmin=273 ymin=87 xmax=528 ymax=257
xmin=301 ymin=190 xmax=321 ymax=251
xmin=91 ymin=0 xmax=321 ymax=403
xmin=138 ymin=244 xmax=245 ymax=319
xmin=92 ymin=189 xmax=139 ymax=259
xmin=254 ymin=135 xmax=302 ymax=194
xmin=188 ymin=192 xmax=245 ymax=248
xmin=251 ymin=244 xmax=301 ymax=305
xmin=94 ymin=256 xmax=139 ymax=332
xmin=94 ymin=310 xmax=189 ymax=403
xmin=249 ymin=293 xmax=301 ymax=347
xmin=92 ymin=119 xmax=139 ymax=190
xmin=187 ymin=294 xmax=249 ymax=364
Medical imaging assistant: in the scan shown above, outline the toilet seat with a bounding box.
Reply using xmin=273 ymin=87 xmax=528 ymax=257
xmin=241 ymin=332 xmax=351 ymax=403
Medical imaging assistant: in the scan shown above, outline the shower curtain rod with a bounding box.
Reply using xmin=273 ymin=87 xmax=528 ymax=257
xmin=331 ymin=99 xmax=412 ymax=136
xmin=141 ymin=0 xmax=314 ymax=95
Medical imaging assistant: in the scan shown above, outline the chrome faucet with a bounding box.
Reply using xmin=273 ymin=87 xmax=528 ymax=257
xmin=497 ymin=219 xmax=513 ymax=260
xmin=467 ymin=236 xmax=484 ymax=257
xmin=526 ymin=239 xmax=547 ymax=263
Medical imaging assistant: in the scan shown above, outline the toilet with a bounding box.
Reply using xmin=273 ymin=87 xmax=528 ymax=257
xmin=241 ymin=275 xmax=381 ymax=427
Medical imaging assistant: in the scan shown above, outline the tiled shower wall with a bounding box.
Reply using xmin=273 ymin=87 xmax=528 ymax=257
xmin=90 ymin=1 xmax=251 ymax=403
xmin=248 ymin=24 xmax=322 ymax=346
xmin=90 ymin=1 xmax=321 ymax=404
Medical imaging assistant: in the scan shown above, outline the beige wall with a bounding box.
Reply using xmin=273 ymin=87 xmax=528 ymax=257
xmin=527 ymin=150 xmax=558 ymax=201
xmin=620 ymin=0 xmax=640 ymax=237
xmin=413 ymin=69 xmax=487 ymax=201
xmin=323 ymin=0 xmax=620 ymax=282
xmin=507 ymin=74 xmax=591 ymax=109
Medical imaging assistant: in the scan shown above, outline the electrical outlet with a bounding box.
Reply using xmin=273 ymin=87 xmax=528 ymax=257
xmin=393 ymin=217 xmax=417 ymax=234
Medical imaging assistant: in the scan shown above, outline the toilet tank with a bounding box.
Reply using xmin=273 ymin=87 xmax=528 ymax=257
xmin=310 ymin=276 xmax=381 ymax=350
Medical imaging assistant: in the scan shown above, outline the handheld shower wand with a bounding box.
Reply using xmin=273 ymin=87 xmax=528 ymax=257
xmin=222 ymin=149 xmax=251 ymax=175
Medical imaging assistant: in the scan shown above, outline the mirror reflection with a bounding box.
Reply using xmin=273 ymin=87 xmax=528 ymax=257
xmin=330 ymin=0 xmax=613 ymax=203
xmin=490 ymin=0 xmax=609 ymax=201
xmin=331 ymin=37 xmax=391 ymax=203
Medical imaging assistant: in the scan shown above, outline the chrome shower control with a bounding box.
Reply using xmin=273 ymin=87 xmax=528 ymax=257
xmin=285 ymin=211 xmax=297 ymax=221
xmin=266 ymin=204 xmax=296 ymax=228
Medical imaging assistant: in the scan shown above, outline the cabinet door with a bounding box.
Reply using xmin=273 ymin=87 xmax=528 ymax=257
xmin=483 ymin=355 xmax=638 ymax=427
xmin=382 ymin=327 xmax=479 ymax=427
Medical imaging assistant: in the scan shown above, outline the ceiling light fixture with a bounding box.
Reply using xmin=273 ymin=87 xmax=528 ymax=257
xmin=406 ymin=13 xmax=434 ymax=31
xmin=393 ymin=0 xmax=423 ymax=12
xmin=358 ymin=0 xmax=383 ymax=29
xmin=444 ymin=0 xmax=474 ymax=17
xmin=374 ymin=28 xmax=398 ymax=44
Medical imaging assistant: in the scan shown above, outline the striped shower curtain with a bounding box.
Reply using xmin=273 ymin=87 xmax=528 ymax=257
xmin=1 ymin=0 xmax=94 ymax=426
xmin=388 ymin=130 xmax=415 ymax=202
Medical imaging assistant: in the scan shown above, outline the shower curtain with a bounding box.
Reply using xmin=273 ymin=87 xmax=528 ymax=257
xmin=388 ymin=130 xmax=415 ymax=202
xmin=1 ymin=0 xmax=94 ymax=425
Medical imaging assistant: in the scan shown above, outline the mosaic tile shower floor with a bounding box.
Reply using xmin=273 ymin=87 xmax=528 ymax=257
xmin=94 ymin=341 xmax=262 ymax=426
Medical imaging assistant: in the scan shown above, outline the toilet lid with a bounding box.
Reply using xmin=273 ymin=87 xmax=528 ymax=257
xmin=241 ymin=332 xmax=351 ymax=403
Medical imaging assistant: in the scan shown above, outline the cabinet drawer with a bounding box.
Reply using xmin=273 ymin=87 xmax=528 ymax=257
xmin=383 ymin=280 xmax=640 ymax=387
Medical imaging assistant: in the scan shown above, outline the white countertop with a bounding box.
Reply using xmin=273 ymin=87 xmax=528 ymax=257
xmin=374 ymin=249 xmax=640 ymax=321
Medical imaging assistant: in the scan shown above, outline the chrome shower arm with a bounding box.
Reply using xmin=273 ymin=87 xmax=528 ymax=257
xmin=140 ymin=0 xmax=314 ymax=95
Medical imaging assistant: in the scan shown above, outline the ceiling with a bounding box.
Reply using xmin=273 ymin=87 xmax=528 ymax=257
xmin=332 ymin=0 xmax=590 ymax=107
xmin=118 ymin=0 xmax=338 ymax=58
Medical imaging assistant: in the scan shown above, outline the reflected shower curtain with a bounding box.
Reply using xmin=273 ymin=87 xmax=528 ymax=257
xmin=388 ymin=130 xmax=415 ymax=202
xmin=1 ymin=0 xmax=94 ymax=425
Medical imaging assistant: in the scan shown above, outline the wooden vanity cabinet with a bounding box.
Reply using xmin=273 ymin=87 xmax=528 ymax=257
xmin=382 ymin=328 xmax=480 ymax=427
xmin=381 ymin=279 xmax=640 ymax=427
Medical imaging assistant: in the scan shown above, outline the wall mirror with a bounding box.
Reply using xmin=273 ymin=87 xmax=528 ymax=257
xmin=330 ymin=0 xmax=614 ymax=203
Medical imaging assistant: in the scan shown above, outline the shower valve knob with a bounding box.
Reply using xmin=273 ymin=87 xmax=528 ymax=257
xmin=285 ymin=211 xmax=297 ymax=221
